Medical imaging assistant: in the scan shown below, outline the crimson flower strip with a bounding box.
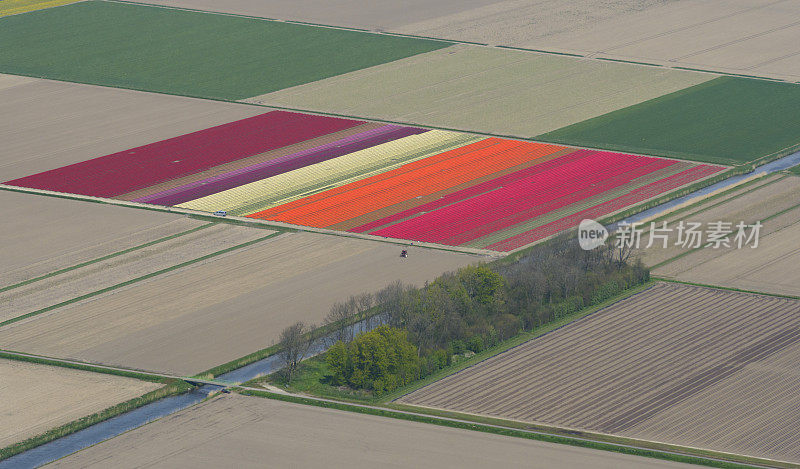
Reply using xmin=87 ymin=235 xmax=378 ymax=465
xmin=487 ymin=164 xmax=725 ymax=251
xmin=5 ymin=111 xmax=362 ymax=197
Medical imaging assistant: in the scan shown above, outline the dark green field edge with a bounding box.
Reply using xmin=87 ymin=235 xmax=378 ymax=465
xmin=537 ymin=77 xmax=800 ymax=166
xmin=0 ymin=0 xmax=450 ymax=100
xmin=0 ymin=222 xmax=214 ymax=294
xmin=0 ymin=351 xmax=195 ymax=462
xmin=236 ymin=389 xmax=768 ymax=469
xmin=0 ymin=230 xmax=284 ymax=329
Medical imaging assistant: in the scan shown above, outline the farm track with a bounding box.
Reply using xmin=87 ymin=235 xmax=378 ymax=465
xmin=0 ymin=224 xmax=267 ymax=323
xmin=0 ymin=232 xmax=479 ymax=375
xmin=398 ymin=283 xmax=800 ymax=462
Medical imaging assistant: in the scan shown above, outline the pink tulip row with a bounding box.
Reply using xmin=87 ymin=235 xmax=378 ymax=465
xmin=372 ymin=150 xmax=673 ymax=244
xmin=487 ymin=164 xmax=725 ymax=251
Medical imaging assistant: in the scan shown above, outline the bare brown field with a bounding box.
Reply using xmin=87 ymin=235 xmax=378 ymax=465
xmin=620 ymin=339 xmax=800 ymax=463
xmin=249 ymin=45 xmax=711 ymax=137
xmin=0 ymin=224 xmax=270 ymax=323
xmin=398 ymin=282 xmax=800 ymax=463
xmin=0 ymin=190 xmax=205 ymax=288
xmin=0 ymin=232 xmax=480 ymax=375
xmin=52 ymin=393 xmax=694 ymax=469
xmin=0 ymin=73 xmax=262 ymax=181
xmin=0 ymin=358 xmax=159 ymax=448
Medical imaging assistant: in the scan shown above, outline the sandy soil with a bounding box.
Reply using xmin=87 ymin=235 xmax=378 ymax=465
xmin=0 ymin=358 xmax=159 ymax=448
xmin=0 ymin=232 xmax=481 ymax=375
xmin=398 ymin=282 xmax=800 ymax=462
xmin=0 ymin=224 xmax=271 ymax=323
xmin=0 ymin=190 xmax=205 ymax=287
xmin=52 ymin=393 xmax=695 ymax=468
xmin=0 ymin=74 xmax=262 ymax=181
xmin=248 ymin=45 xmax=711 ymax=137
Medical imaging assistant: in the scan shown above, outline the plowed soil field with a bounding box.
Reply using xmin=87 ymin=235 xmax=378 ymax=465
xmin=398 ymin=282 xmax=800 ymax=463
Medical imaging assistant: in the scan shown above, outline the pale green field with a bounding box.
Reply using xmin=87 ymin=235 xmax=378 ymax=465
xmin=247 ymin=45 xmax=713 ymax=138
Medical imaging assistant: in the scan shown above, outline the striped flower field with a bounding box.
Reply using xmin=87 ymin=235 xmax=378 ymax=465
xmin=5 ymin=110 xmax=725 ymax=252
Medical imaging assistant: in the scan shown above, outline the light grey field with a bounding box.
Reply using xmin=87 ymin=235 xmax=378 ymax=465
xmin=0 ymin=359 xmax=159 ymax=448
xmin=248 ymin=45 xmax=711 ymax=138
xmin=140 ymin=0 xmax=800 ymax=80
xmin=399 ymin=283 xmax=800 ymax=463
xmin=0 ymin=232 xmax=480 ymax=375
xmin=0 ymin=223 xmax=270 ymax=323
xmin=0 ymin=190 xmax=205 ymax=288
xmin=638 ymin=174 xmax=800 ymax=296
xmin=52 ymin=393 xmax=697 ymax=469
xmin=0 ymin=74 xmax=262 ymax=181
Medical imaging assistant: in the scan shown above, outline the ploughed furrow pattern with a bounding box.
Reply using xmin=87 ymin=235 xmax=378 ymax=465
xmin=596 ymin=324 xmax=800 ymax=433
xmin=397 ymin=283 xmax=800 ymax=445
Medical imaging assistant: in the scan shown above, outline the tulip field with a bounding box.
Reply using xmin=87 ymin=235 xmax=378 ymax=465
xmin=5 ymin=110 xmax=724 ymax=252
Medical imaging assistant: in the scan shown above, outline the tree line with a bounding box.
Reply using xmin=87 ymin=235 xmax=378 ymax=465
xmin=281 ymin=236 xmax=649 ymax=395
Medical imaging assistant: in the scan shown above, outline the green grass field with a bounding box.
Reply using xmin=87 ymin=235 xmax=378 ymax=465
xmin=789 ymin=164 xmax=800 ymax=176
xmin=0 ymin=1 xmax=450 ymax=100
xmin=538 ymin=77 xmax=800 ymax=165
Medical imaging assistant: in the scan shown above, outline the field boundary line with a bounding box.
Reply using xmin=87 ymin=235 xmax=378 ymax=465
xmin=235 ymin=388 xmax=772 ymax=468
xmin=0 ymin=230 xmax=284 ymax=329
xmin=0 ymin=222 xmax=215 ymax=294
xmin=0 ymin=185 xmax=501 ymax=257
xmin=101 ymin=0 xmax=800 ymax=85
xmin=0 ymin=349 xmax=232 ymax=385
xmin=650 ymin=196 xmax=800 ymax=271
xmin=652 ymin=278 xmax=800 ymax=300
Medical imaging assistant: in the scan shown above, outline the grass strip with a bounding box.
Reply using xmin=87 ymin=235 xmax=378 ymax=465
xmin=382 ymin=403 xmax=787 ymax=469
xmin=0 ymin=350 xmax=167 ymax=383
xmin=0 ymin=231 xmax=284 ymax=328
xmin=0 ymin=222 xmax=214 ymax=293
xmin=0 ymin=380 xmax=193 ymax=462
xmin=789 ymin=164 xmax=800 ymax=176
xmin=236 ymin=388 xmax=761 ymax=469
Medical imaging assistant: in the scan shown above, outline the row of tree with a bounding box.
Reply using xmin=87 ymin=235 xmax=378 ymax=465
xmin=282 ymin=236 xmax=649 ymax=394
